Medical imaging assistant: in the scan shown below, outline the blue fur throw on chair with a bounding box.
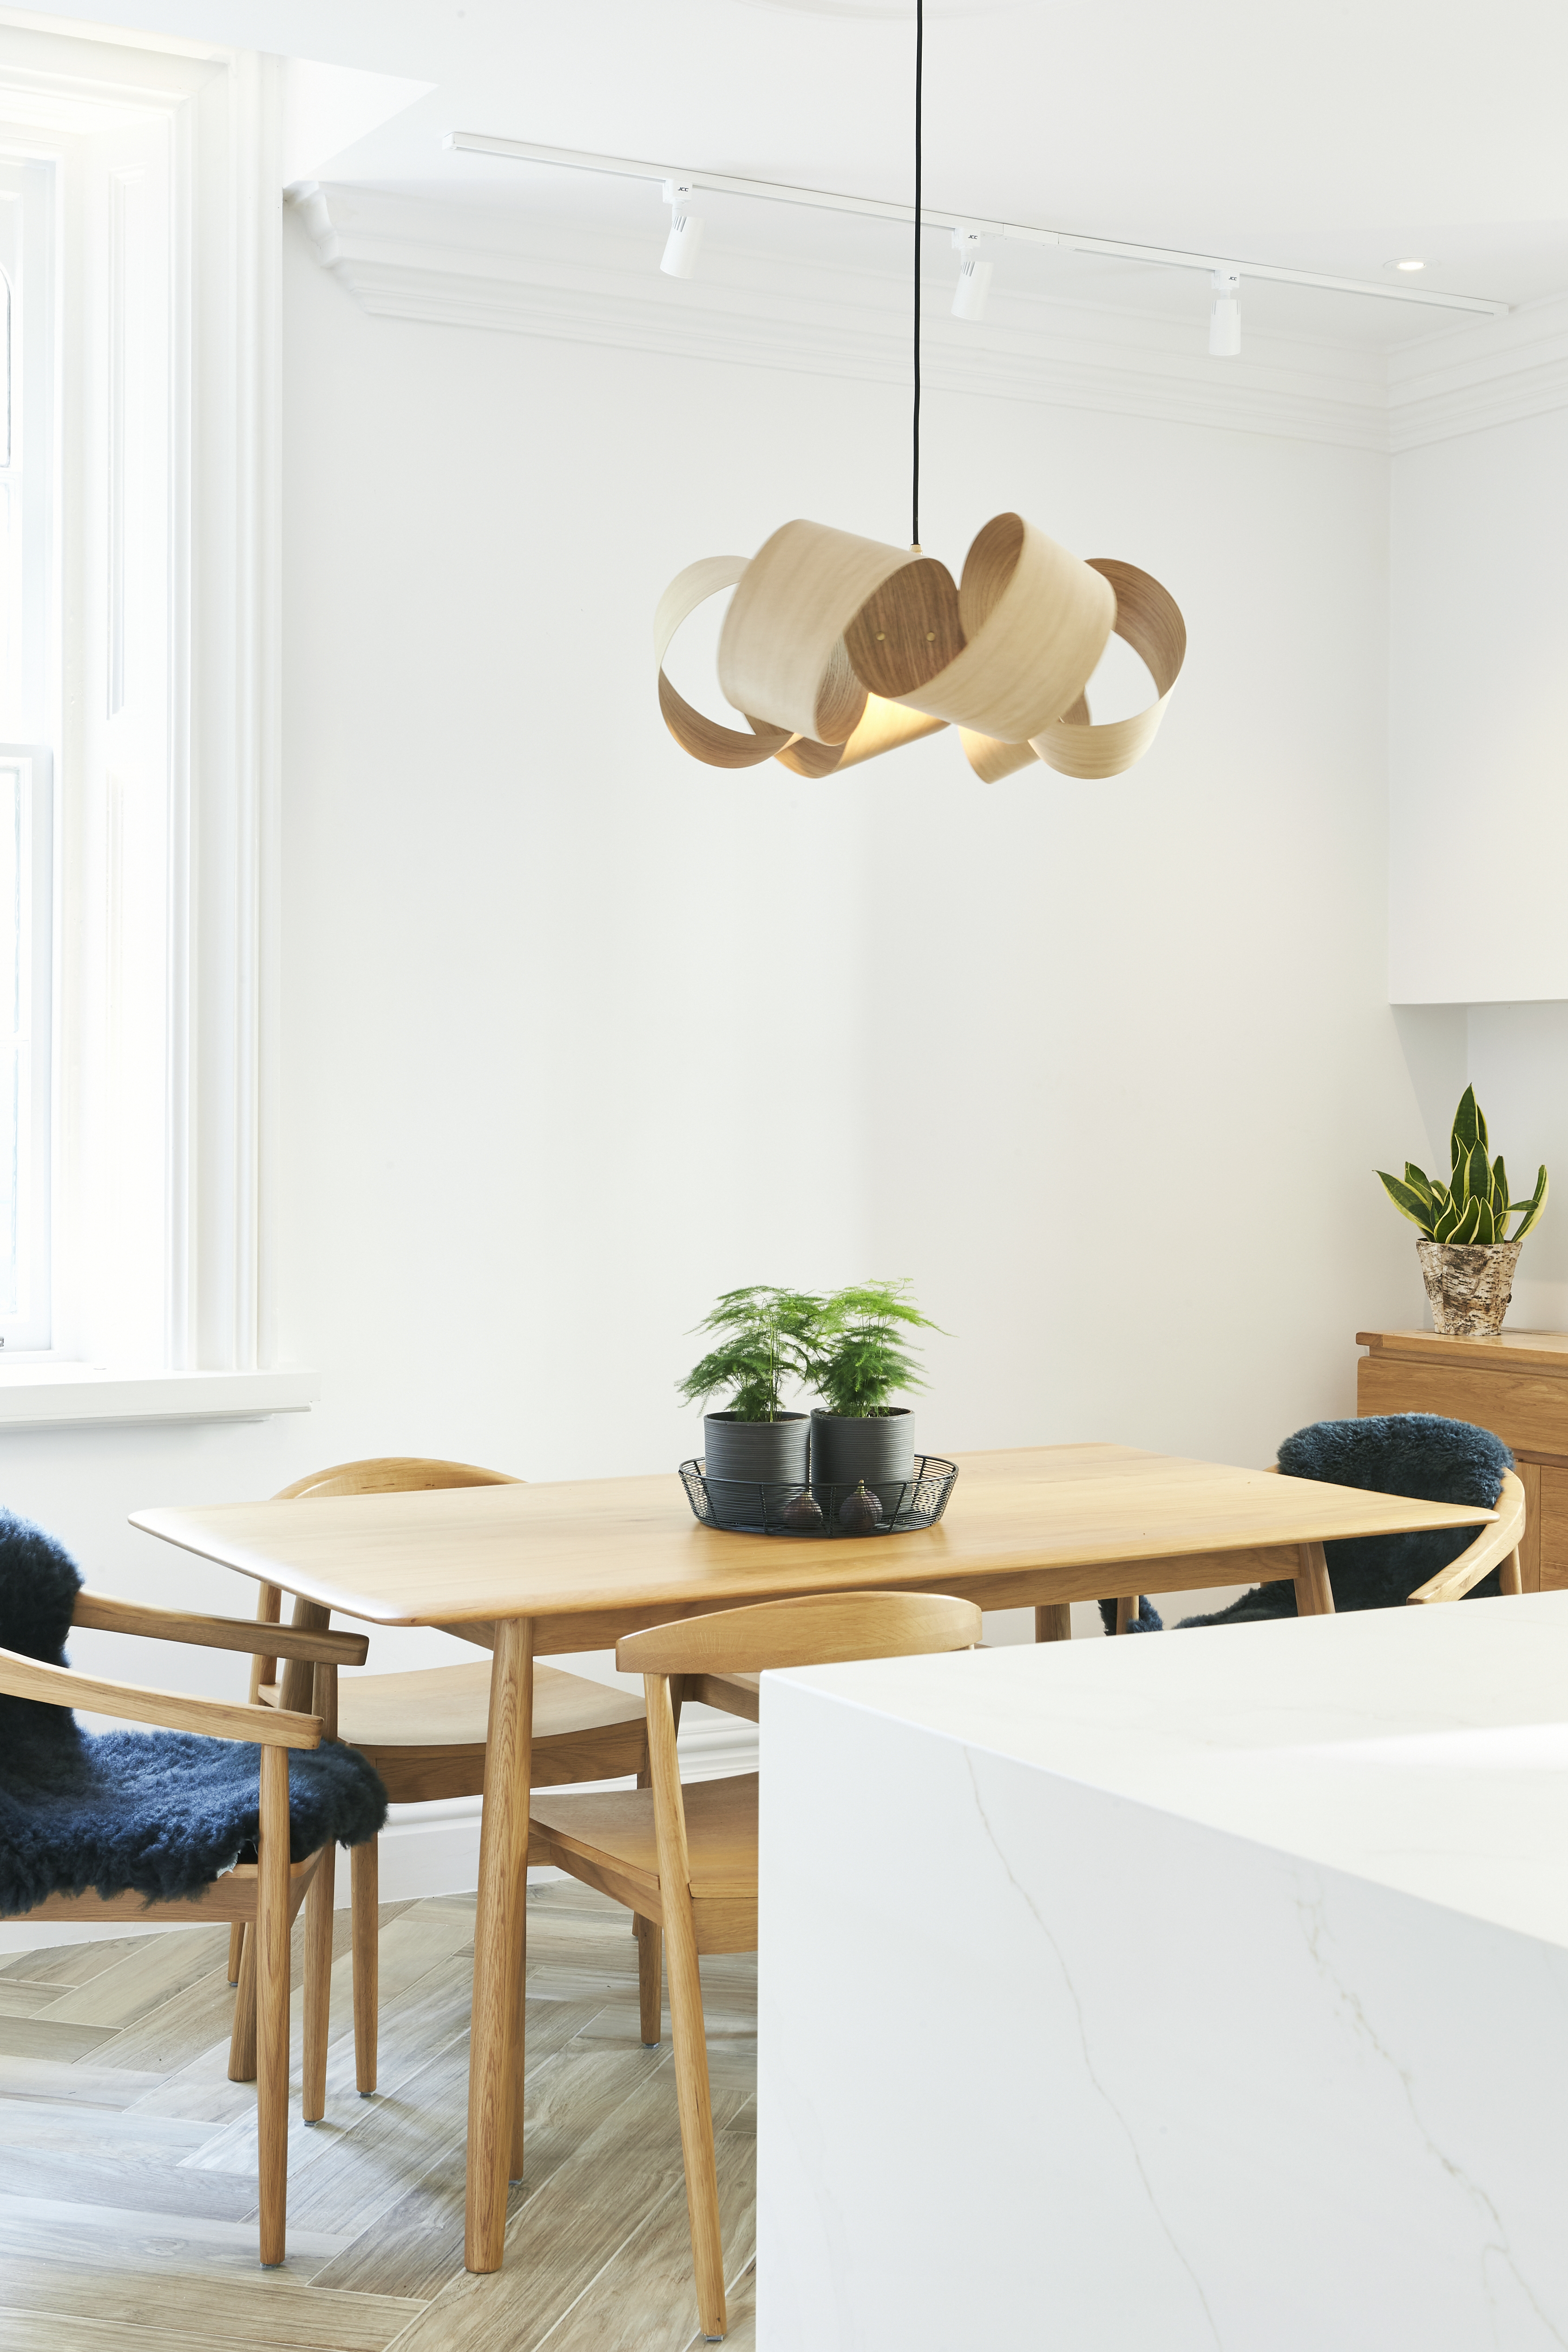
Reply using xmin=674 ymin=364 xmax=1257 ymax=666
xmin=1100 ymin=1413 xmax=1513 ymax=1636
xmin=0 ymin=1509 xmax=387 ymax=1918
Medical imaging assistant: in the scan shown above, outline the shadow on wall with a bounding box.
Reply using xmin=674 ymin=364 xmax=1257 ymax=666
xmin=1394 ymin=998 xmax=1568 ymax=1328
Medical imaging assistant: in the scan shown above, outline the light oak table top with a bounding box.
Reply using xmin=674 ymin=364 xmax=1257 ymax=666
xmin=131 ymin=1442 xmax=1493 ymax=1644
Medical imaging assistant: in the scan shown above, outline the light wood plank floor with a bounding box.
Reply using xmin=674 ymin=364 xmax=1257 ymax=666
xmin=0 ymin=1883 xmax=757 ymax=2351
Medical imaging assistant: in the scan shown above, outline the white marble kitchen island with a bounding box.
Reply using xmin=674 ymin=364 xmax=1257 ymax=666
xmin=756 ymin=1593 xmax=1568 ymax=2351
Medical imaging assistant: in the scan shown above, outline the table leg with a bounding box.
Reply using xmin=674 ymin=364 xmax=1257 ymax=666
xmin=1114 ymin=1596 xmax=1139 ymax=1635
xmin=1034 ymin=1604 xmax=1072 ymax=1642
xmin=1293 ymin=1541 xmax=1336 ymax=1616
xmin=465 ymin=1615 xmax=533 ymax=2274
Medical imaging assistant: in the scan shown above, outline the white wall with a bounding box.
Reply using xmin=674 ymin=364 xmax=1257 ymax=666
xmin=0 ymin=217 xmax=1444 ymax=1722
xmin=1390 ymin=406 xmax=1568 ymax=1004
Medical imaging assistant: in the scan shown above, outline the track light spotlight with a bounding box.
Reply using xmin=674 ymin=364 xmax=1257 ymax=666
xmin=951 ymin=228 xmax=992 ymax=322
xmin=661 ymin=177 xmax=704 ymax=279
xmin=1208 ymin=266 xmax=1241 ymax=357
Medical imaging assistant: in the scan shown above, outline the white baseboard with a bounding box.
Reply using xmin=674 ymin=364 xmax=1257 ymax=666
xmin=0 ymin=1719 xmax=761 ymax=1950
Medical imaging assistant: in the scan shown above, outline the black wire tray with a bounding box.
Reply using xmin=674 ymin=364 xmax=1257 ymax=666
xmin=679 ymin=1454 xmax=958 ymax=1538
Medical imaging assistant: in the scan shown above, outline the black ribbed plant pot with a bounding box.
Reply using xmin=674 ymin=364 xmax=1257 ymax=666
xmin=702 ymin=1413 xmax=810 ymax=1526
xmin=809 ymin=1408 xmax=915 ymax=1512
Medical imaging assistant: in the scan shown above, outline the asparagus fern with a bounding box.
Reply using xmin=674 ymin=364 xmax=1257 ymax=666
xmin=677 ymin=1286 xmax=822 ymax=1422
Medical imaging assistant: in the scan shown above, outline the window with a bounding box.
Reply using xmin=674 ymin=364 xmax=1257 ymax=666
xmin=0 ymin=24 xmax=309 ymax=1421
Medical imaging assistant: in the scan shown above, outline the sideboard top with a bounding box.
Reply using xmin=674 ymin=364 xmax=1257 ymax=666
xmin=1358 ymin=1327 xmax=1568 ymax=1373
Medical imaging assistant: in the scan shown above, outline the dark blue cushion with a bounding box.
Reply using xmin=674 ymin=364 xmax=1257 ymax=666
xmin=0 ymin=1508 xmax=386 ymax=1916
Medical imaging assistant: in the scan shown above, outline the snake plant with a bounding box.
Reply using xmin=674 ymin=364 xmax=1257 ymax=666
xmin=1378 ymin=1087 xmax=1548 ymax=1246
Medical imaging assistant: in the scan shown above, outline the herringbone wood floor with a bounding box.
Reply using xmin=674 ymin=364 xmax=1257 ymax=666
xmin=0 ymin=1881 xmax=757 ymax=2350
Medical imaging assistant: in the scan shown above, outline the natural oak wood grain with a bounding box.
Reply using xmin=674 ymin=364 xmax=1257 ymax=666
xmin=1032 ymin=557 xmax=1187 ymax=780
xmin=256 ymin=1745 xmax=290 ymax=2266
xmin=71 ymin=1592 xmax=367 ymax=1666
xmin=617 ymin=1591 xmax=980 ymax=1675
xmin=131 ymin=1444 xmax=1493 ymax=1636
xmin=531 ymin=1592 xmax=980 ymax=2340
xmin=0 ymin=1643 xmax=323 ymax=1748
xmin=1292 ymin=1540 xmax=1336 ymax=1617
xmin=303 ymin=1661 xmax=340 ymax=2126
xmin=465 ymin=1614 xmax=532 ymax=2275
xmin=1407 ymin=1469 xmax=1529 ymax=1604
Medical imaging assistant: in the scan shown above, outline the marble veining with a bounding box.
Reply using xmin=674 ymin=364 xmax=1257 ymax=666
xmin=756 ymin=1599 xmax=1568 ymax=2349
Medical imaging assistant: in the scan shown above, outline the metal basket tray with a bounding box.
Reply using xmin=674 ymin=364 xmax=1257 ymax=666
xmin=679 ymin=1454 xmax=958 ymax=1538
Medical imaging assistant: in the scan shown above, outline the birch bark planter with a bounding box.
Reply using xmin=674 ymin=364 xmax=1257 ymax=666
xmin=810 ymin=1409 xmax=915 ymax=1516
xmin=1417 ymin=1238 xmax=1523 ymax=1337
xmin=702 ymin=1413 xmax=810 ymax=1527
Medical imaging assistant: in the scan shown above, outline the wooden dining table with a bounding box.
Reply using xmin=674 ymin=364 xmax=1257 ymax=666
xmin=129 ymin=1440 xmax=1494 ymax=2274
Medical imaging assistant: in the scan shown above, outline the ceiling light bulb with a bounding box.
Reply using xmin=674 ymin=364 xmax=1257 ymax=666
xmin=1209 ymin=266 xmax=1241 ymax=358
xmin=660 ymin=177 xmax=703 ymax=280
xmin=951 ymin=228 xmax=992 ymax=322
xmin=1394 ymin=257 xmax=1425 ymax=271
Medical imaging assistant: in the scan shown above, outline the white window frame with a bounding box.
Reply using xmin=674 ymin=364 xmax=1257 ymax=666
xmin=0 ymin=20 xmax=312 ymax=1425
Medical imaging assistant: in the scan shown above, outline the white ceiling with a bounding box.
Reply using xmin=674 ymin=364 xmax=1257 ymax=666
xmin=11 ymin=0 xmax=1568 ymax=343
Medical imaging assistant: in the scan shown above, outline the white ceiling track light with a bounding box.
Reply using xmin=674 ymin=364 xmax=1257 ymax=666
xmin=447 ymin=131 xmax=1511 ymax=339
xmin=660 ymin=178 xmax=704 ymax=279
xmin=645 ymin=0 xmax=1188 ymax=790
xmin=951 ymin=228 xmax=992 ymax=322
xmin=1209 ymin=266 xmax=1241 ymax=357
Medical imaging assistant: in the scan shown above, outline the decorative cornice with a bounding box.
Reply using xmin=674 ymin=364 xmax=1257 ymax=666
xmin=288 ymin=185 xmax=1568 ymax=460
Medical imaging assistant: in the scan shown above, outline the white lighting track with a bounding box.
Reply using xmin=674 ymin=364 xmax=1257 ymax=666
xmin=446 ymin=132 xmax=1509 ymax=319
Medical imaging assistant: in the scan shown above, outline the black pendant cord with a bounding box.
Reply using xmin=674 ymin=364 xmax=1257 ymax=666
xmin=912 ymin=0 xmax=923 ymax=550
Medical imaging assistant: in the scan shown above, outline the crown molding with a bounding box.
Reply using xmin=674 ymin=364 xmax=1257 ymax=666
xmin=288 ymin=185 xmax=1568 ymax=460
xmin=1388 ymin=294 xmax=1568 ymax=453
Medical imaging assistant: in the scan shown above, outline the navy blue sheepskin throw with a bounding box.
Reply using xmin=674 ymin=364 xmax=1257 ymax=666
xmin=1100 ymin=1414 xmax=1512 ymax=1636
xmin=0 ymin=1508 xmax=387 ymax=1919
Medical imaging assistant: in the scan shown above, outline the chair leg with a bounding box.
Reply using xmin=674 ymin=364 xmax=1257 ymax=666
xmin=664 ymin=1897 xmax=727 ymax=2340
xmin=1502 ymin=1545 xmax=1525 ymax=1596
xmin=352 ymin=1837 xmax=379 ymax=2096
xmin=228 ymin=1923 xmax=247 ymax=1986
xmin=509 ymin=1888 xmax=528 ymax=2184
xmin=228 ymin=1923 xmax=258 ymax=2083
xmin=302 ymin=1841 xmax=335 ymax=2125
xmin=256 ymin=1746 xmax=291 ymax=2268
xmin=636 ymin=1913 xmax=663 ymax=2046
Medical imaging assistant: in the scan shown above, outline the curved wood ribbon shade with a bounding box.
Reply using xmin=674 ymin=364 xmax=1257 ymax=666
xmin=656 ymin=515 xmax=1184 ymax=784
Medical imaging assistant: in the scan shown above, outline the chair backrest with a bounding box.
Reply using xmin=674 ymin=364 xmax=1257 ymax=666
xmin=274 ymin=1457 xmax=521 ymax=1501
xmin=1278 ymin=1413 xmax=1514 ymax=1612
xmin=618 ymin=1590 xmax=981 ymax=1677
xmin=251 ymin=1459 xmax=522 ymax=1701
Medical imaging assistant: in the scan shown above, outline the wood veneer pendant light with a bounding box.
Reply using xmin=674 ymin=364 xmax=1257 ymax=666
xmin=655 ymin=0 xmax=1187 ymax=785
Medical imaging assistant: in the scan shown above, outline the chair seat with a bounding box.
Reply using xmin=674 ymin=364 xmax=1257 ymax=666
xmin=530 ymin=1771 xmax=758 ymax=1900
xmin=0 ymin=1723 xmax=384 ymax=1917
xmin=337 ymin=1660 xmax=645 ymax=1749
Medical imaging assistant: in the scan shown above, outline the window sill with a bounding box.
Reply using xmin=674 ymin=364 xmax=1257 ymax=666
xmin=0 ymin=1366 xmax=320 ymax=1430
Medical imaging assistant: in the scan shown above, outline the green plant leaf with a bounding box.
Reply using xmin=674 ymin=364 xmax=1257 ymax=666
xmin=1404 ymin=1163 xmax=1435 ymax=1204
xmin=1493 ymin=1154 xmax=1508 ymax=1212
xmin=1432 ymin=1195 xmax=1463 ymax=1243
xmin=1467 ymin=1138 xmax=1493 ymax=1211
xmin=1472 ymin=1196 xmax=1498 ymax=1244
xmin=1450 ymin=1195 xmax=1483 ymax=1244
xmin=1378 ymin=1171 xmax=1436 ymax=1232
xmin=807 ymin=1279 xmax=943 ymax=1417
xmin=1509 ymin=1165 xmax=1550 ymax=1241
xmin=1451 ymin=1085 xmax=1486 ymax=1162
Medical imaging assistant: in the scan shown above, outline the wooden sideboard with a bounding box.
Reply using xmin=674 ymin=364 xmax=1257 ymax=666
xmin=1356 ymin=1326 xmax=1568 ymax=1592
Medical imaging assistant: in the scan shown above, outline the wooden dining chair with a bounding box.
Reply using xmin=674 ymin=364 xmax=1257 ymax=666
xmin=2 ymin=1559 xmax=380 ymax=2267
xmin=237 ymin=1457 xmax=652 ymax=2109
xmin=529 ymin=1588 xmax=983 ymax=2342
xmin=1100 ymin=1418 xmax=1527 ymax=1632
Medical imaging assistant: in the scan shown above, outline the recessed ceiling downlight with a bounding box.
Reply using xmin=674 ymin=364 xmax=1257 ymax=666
xmin=1386 ymin=257 xmax=1426 ymax=272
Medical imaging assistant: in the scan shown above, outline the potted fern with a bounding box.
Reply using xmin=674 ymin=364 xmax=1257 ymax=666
xmin=1378 ymin=1086 xmax=1548 ymax=1336
xmin=677 ymin=1286 xmax=819 ymax=1518
xmin=807 ymin=1279 xmax=940 ymax=1510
